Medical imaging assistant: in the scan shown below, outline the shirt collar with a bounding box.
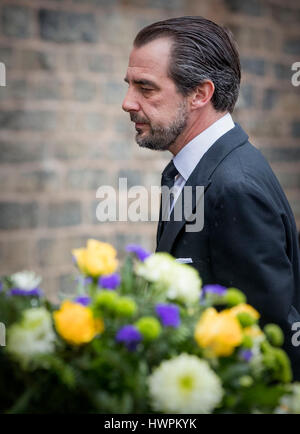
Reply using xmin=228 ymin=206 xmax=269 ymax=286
xmin=173 ymin=113 xmax=235 ymax=181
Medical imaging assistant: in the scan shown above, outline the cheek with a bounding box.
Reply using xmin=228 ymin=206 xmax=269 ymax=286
xmin=145 ymin=91 xmax=184 ymax=123
xmin=153 ymin=100 xmax=182 ymax=122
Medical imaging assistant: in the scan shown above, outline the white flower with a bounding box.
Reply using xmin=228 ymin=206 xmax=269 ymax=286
xmin=274 ymin=383 xmax=300 ymax=414
xmin=136 ymin=253 xmax=202 ymax=305
xmin=11 ymin=270 xmax=42 ymax=291
xmin=147 ymin=353 xmax=223 ymax=414
xmin=6 ymin=307 xmax=56 ymax=368
xmin=166 ymin=262 xmax=201 ymax=305
xmin=135 ymin=253 xmax=174 ymax=282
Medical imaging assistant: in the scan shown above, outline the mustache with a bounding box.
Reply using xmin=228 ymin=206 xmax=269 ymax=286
xmin=130 ymin=113 xmax=149 ymax=124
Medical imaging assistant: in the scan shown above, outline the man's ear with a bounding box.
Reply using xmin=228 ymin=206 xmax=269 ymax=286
xmin=190 ymin=80 xmax=215 ymax=110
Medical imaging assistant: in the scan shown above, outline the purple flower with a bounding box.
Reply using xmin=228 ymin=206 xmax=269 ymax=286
xmin=202 ymin=284 xmax=227 ymax=296
xmin=0 ymin=281 xmax=2 ymax=292
xmin=9 ymin=287 xmax=43 ymax=297
xmin=116 ymin=325 xmax=142 ymax=351
xmin=155 ymin=303 xmax=180 ymax=328
xmin=74 ymin=295 xmax=91 ymax=306
xmin=126 ymin=244 xmax=151 ymax=262
xmin=239 ymin=349 xmax=253 ymax=362
xmin=98 ymin=273 xmax=121 ymax=290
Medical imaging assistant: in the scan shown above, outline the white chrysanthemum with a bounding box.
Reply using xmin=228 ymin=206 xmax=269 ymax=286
xmin=274 ymin=384 xmax=300 ymax=414
xmin=135 ymin=253 xmax=175 ymax=282
xmin=7 ymin=307 xmax=56 ymax=368
xmin=166 ymin=263 xmax=201 ymax=305
xmin=11 ymin=270 xmax=42 ymax=291
xmin=148 ymin=353 xmax=223 ymax=414
xmin=136 ymin=253 xmax=201 ymax=305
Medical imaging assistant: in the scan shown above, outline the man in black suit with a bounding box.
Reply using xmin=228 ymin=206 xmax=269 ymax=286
xmin=122 ymin=17 xmax=300 ymax=379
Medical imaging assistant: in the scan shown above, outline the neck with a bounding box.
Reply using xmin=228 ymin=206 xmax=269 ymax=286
xmin=168 ymin=109 xmax=228 ymax=156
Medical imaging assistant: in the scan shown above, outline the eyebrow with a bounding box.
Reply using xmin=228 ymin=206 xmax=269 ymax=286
xmin=124 ymin=77 xmax=158 ymax=88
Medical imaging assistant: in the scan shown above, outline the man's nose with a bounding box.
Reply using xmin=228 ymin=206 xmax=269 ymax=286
xmin=122 ymin=88 xmax=140 ymax=112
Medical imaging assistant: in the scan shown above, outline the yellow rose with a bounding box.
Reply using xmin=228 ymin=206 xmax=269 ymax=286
xmin=194 ymin=307 xmax=243 ymax=357
xmin=227 ymin=303 xmax=260 ymax=320
xmin=72 ymin=239 xmax=118 ymax=277
xmin=53 ymin=300 xmax=104 ymax=345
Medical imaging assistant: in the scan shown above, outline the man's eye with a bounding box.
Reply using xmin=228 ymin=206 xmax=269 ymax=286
xmin=141 ymin=87 xmax=153 ymax=92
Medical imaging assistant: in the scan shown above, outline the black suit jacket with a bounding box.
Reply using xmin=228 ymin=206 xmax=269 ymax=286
xmin=156 ymin=123 xmax=300 ymax=380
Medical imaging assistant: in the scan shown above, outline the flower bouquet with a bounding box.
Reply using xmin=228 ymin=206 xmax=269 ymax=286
xmin=0 ymin=239 xmax=299 ymax=414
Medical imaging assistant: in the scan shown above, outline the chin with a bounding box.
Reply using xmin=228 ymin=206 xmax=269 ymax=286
xmin=136 ymin=139 xmax=170 ymax=152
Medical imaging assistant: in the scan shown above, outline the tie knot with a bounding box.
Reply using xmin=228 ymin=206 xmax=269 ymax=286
xmin=161 ymin=160 xmax=178 ymax=182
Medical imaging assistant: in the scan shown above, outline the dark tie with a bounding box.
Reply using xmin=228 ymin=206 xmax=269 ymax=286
xmin=156 ymin=160 xmax=179 ymax=245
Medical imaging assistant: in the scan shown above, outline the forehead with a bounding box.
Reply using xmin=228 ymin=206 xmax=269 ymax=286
xmin=126 ymin=37 xmax=172 ymax=81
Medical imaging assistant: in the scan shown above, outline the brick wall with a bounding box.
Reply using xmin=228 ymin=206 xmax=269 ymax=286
xmin=0 ymin=0 xmax=299 ymax=299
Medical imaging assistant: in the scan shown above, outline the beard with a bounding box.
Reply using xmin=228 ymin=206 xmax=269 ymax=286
xmin=130 ymin=100 xmax=188 ymax=151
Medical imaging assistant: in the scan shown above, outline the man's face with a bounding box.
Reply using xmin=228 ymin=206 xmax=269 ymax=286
xmin=122 ymin=38 xmax=189 ymax=151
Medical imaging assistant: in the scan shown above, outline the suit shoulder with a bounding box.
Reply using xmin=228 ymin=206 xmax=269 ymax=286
xmin=211 ymin=140 xmax=278 ymax=194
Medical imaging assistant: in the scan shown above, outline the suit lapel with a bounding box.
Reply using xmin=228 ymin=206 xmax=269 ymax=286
xmin=156 ymin=123 xmax=249 ymax=252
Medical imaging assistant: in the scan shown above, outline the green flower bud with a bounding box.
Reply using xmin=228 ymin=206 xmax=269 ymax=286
xmin=242 ymin=335 xmax=253 ymax=349
xmin=224 ymin=288 xmax=246 ymax=307
xmin=237 ymin=312 xmax=257 ymax=328
xmin=264 ymin=324 xmax=284 ymax=347
xmin=273 ymin=348 xmax=292 ymax=384
xmin=225 ymin=394 xmax=238 ymax=408
xmin=94 ymin=290 xmax=118 ymax=311
xmin=135 ymin=316 xmax=162 ymax=340
xmin=261 ymin=340 xmax=292 ymax=383
xmin=114 ymin=297 xmax=137 ymax=317
xmin=239 ymin=375 xmax=253 ymax=387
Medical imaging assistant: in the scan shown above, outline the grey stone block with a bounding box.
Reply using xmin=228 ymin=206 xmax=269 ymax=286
xmin=262 ymin=88 xmax=279 ymax=110
xmin=107 ymin=140 xmax=133 ymax=160
xmin=0 ymin=238 xmax=33 ymax=271
xmin=86 ymin=53 xmax=114 ymax=73
xmin=0 ymin=46 xmax=13 ymax=68
xmin=2 ymin=5 xmax=32 ymax=39
xmin=275 ymin=171 xmax=300 ymax=189
xmin=0 ymin=202 xmax=39 ymax=230
xmin=54 ymin=140 xmax=99 ymax=160
xmin=73 ymin=79 xmax=97 ymax=102
xmin=0 ymin=140 xmax=49 ymax=163
xmin=82 ymin=112 xmax=105 ymax=131
xmin=261 ymin=147 xmax=300 ymax=163
xmin=123 ymin=0 xmax=184 ymax=9
xmin=118 ymin=169 xmax=143 ymax=189
xmin=47 ymin=201 xmax=81 ymax=228
xmin=39 ymin=9 xmax=99 ymax=43
xmin=18 ymin=50 xmax=57 ymax=71
xmin=274 ymin=63 xmax=292 ymax=81
xmin=17 ymin=170 xmax=60 ymax=193
xmin=241 ymin=57 xmax=265 ymax=76
xmin=284 ymin=39 xmax=300 ymax=56
xmin=0 ymin=110 xmax=57 ymax=131
xmin=292 ymin=121 xmax=300 ymax=138
xmin=224 ymin=0 xmax=265 ymax=16
xmin=114 ymin=232 xmax=143 ymax=259
xmin=58 ymin=274 xmax=78 ymax=298
xmin=103 ymin=81 xmax=126 ymax=105
xmin=270 ymin=5 xmax=300 ymax=25
xmin=236 ymin=84 xmax=254 ymax=109
xmin=66 ymin=168 xmax=108 ymax=190
xmin=0 ymin=79 xmax=27 ymax=101
xmin=37 ymin=235 xmax=87 ymax=268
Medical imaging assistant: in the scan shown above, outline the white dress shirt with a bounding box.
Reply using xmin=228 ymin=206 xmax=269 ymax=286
xmin=170 ymin=112 xmax=235 ymax=213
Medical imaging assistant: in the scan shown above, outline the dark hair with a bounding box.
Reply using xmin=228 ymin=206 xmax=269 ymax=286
xmin=134 ymin=16 xmax=241 ymax=113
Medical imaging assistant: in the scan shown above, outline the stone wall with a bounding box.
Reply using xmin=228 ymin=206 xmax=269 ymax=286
xmin=0 ymin=0 xmax=299 ymax=299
